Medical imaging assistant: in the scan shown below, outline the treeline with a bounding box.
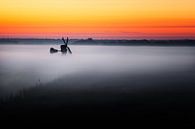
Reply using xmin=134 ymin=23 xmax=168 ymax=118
xmin=0 ymin=38 xmax=195 ymax=46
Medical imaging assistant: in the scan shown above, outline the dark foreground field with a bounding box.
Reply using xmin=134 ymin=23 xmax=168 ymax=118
xmin=1 ymin=70 xmax=195 ymax=127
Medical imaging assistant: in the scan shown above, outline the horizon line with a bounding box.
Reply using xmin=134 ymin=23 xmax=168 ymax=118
xmin=0 ymin=37 xmax=195 ymax=41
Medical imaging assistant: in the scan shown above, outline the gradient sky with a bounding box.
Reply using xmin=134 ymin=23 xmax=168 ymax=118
xmin=0 ymin=0 xmax=195 ymax=39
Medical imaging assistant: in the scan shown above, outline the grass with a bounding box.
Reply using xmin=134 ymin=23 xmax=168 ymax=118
xmin=0 ymin=71 xmax=195 ymax=127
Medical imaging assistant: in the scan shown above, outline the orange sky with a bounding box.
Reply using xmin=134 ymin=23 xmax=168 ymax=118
xmin=0 ymin=0 xmax=195 ymax=39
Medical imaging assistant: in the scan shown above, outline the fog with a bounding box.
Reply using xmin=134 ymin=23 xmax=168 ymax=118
xmin=0 ymin=44 xmax=195 ymax=97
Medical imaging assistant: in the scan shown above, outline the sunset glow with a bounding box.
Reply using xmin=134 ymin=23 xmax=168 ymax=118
xmin=1 ymin=0 xmax=195 ymax=39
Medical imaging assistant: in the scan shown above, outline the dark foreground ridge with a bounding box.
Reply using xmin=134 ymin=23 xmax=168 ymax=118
xmin=0 ymin=38 xmax=195 ymax=46
xmin=0 ymin=71 xmax=195 ymax=127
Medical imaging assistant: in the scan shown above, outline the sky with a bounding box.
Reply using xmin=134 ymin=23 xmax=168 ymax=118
xmin=0 ymin=0 xmax=195 ymax=39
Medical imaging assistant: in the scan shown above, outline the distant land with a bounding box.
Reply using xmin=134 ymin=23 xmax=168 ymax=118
xmin=0 ymin=38 xmax=195 ymax=46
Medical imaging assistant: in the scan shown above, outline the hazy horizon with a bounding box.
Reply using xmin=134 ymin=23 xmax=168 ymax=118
xmin=1 ymin=37 xmax=195 ymax=40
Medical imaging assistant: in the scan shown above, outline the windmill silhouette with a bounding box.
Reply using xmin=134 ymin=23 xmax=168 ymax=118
xmin=61 ymin=37 xmax=72 ymax=54
xmin=50 ymin=37 xmax=72 ymax=54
